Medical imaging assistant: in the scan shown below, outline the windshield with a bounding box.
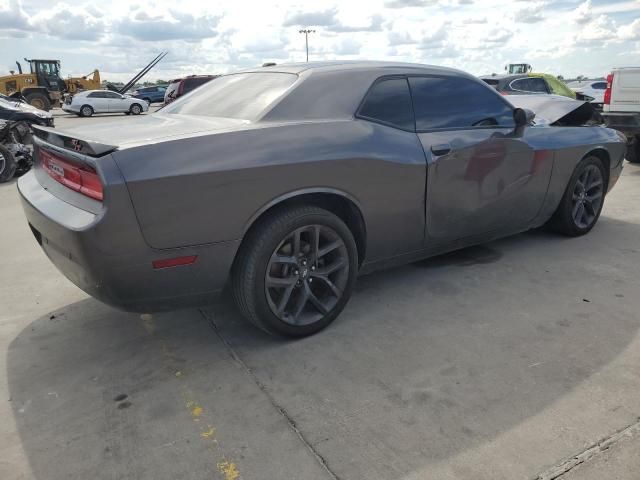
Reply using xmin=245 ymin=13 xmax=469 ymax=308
xmin=163 ymin=72 xmax=298 ymax=120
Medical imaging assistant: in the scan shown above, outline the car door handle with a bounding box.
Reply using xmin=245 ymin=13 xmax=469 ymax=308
xmin=431 ymin=144 xmax=452 ymax=156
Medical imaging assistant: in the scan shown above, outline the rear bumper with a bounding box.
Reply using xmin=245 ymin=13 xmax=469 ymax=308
xmin=602 ymin=112 xmax=640 ymax=136
xmin=18 ymin=170 xmax=239 ymax=312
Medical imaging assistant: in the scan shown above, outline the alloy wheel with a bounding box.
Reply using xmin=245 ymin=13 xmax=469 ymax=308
xmin=571 ymin=164 xmax=603 ymax=229
xmin=0 ymin=152 xmax=5 ymax=176
xmin=265 ymin=224 xmax=349 ymax=326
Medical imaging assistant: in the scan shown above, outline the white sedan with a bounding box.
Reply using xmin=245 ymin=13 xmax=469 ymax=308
xmin=62 ymin=90 xmax=149 ymax=117
xmin=566 ymin=80 xmax=607 ymax=105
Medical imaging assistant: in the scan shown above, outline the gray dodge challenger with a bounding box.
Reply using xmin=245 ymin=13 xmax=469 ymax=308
xmin=19 ymin=61 xmax=625 ymax=337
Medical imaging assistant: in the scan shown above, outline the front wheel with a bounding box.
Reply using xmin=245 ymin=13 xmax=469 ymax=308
xmin=130 ymin=104 xmax=142 ymax=115
xmin=232 ymin=206 xmax=358 ymax=337
xmin=547 ymin=156 xmax=606 ymax=236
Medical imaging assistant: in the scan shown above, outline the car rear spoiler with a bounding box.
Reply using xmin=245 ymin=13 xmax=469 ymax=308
xmin=32 ymin=125 xmax=118 ymax=157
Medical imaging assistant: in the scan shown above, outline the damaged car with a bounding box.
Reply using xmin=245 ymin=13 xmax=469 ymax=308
xmin=0 ymin=94 xmax=51 ymax=182
xmin=18 ymin=61 xmax=625 ymax=337
xmin=0 ymin=94 xmax=54 ymax=127
xmin=506 ymin=94 xmax=604 ymax=126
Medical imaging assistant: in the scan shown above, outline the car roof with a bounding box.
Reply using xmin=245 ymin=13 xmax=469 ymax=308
xmin=243 ymin=60 xmax=465 ymax=77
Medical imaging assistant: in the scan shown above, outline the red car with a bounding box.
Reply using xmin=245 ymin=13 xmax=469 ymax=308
xmin=163 ymin=75 xmax=218 ymax=104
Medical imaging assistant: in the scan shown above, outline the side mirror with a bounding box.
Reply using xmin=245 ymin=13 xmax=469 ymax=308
xmin=514 ymin=108 xmax=535 ymax=127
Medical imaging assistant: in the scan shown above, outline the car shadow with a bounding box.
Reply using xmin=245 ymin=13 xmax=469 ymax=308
xmin=7 ymin=216 xmax=640 ymax=479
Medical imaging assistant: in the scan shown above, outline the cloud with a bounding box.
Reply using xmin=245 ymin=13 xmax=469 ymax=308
xmin=513 ymin=3 xmax=545 ymax=23
xmin=388 ymin=30 xmax=417 ymax=46
xmin=0 ymin=0 xmax=632 ymax=82
xmin=483 ymin=28 xmax=513 ymax=43
xmin=417 ymin=25 xmax=449 ymax=49
xmin=85 ymin=4 xmax=104 ymax=18
xmin=116 ymin=11 xmax=221 ymax=41
xmin=0 ymin=0 xmax=34 ymax=31
xmin=572 ymin=14 xmax=617 ymax=45
xmin=282 ymin=9 xmax=338 ymax=27
xmin=327 ymin=14 xmax=384 ymax=33
xmin=334 ymin=38 xmax=362 ymax=55
xmin=619 ymin=18 xmax=640 ymax=40
xmin=37 ymin=6 xmax=106 ymax=41
xmin=134 ymin=11 xmax=162 ymax=21
xmin=384 ymin=0 xmax=439 ymax=7
xmin=462 ymin=16 xmax=487 ymax=24
xmin=574 ymin=0 xmax=593 ymax=25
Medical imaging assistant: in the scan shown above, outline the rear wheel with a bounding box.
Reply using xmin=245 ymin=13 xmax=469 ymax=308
xmin=130 ymin=103 xmax=142 ymax=115
xmin=548 ymin=156 xmax=606 ymax=236
xmin=80 ymin=105 xmax=94 ymax=117
xmin=0 ymin=145 xmax=17 ymax=183
xmin=232 ymin=205 xmax=358 ymax=337
xmin=24 ymin=92 xmax=51 ymax=111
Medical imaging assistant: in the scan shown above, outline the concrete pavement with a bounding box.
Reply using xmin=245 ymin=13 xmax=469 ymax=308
xmin=1 ymin=110 xmax=639 ymax=479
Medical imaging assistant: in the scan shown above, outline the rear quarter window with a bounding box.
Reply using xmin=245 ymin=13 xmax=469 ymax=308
xmin=357 ymin=77 xmax=414 ymax=131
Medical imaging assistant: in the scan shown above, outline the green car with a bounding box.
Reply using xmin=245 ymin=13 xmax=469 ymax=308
xmin=480 ymin=73 xmax=579 ymax=100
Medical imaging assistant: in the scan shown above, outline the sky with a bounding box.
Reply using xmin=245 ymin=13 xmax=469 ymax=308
xmin=0 ymin=0 xmax=639 ymax=82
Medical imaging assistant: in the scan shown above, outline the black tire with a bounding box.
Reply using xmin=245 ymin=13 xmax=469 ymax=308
xmin=24 ymin=92 xmax=51 ymax=111
xmin=547 ymin=155 xmax=606 ymax=236
xmin=80 ymin=105 xmax=94 ymax=117
xmin=0 ymin=144 xmax=17 ymax=183
xmin=130 ymin=103 xmax=142 ymax=115
xmin=232 ymin=205 xmax=358 ymax=337
xmin=626 ymin=136 xmax=640 ymax=164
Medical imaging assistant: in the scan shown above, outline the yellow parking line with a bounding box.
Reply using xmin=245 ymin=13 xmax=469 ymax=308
xmin=140 ymin=314 xmax=242 ymax=479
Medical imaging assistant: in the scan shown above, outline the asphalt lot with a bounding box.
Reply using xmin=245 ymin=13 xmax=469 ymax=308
xmin=1 ymin=109 xmax=640 ymax=480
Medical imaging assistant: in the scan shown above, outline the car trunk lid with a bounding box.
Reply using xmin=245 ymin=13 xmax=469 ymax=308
xmin=44 ymin=113 xmax=249 ymax=149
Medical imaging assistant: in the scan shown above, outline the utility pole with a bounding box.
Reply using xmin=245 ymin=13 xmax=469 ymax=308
xmin=298 ymin=29 xmax=315 ymax=62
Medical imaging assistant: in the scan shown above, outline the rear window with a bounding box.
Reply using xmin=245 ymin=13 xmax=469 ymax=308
xmin=163 ymin=72 xmax=298 ymax=120
xmin=182 ymin=77 xmax=214 ymax=94
xmin=510 ymin=78 xmax=548 ymax=93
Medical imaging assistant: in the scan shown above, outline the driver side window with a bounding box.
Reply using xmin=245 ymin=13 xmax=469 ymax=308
xmin=408 ymin=76 xmax=515 ymax=130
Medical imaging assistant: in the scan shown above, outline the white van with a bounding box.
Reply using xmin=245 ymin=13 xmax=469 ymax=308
xmin=602 ymin=67 xmax=640 ymax=162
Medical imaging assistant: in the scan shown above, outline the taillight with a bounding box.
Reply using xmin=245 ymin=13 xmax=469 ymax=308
xmin=604 ymin=73 xmax=613 ymax=105
xmin=40 ymin=149 xmax=103 ymax=201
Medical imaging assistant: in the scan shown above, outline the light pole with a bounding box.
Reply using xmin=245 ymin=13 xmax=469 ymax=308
xmin=299 ymin=29 xmax=315 ymax=62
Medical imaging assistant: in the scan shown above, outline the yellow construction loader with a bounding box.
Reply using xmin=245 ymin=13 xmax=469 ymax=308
xmin=0 ymin=59 xmax=100 ymax=111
